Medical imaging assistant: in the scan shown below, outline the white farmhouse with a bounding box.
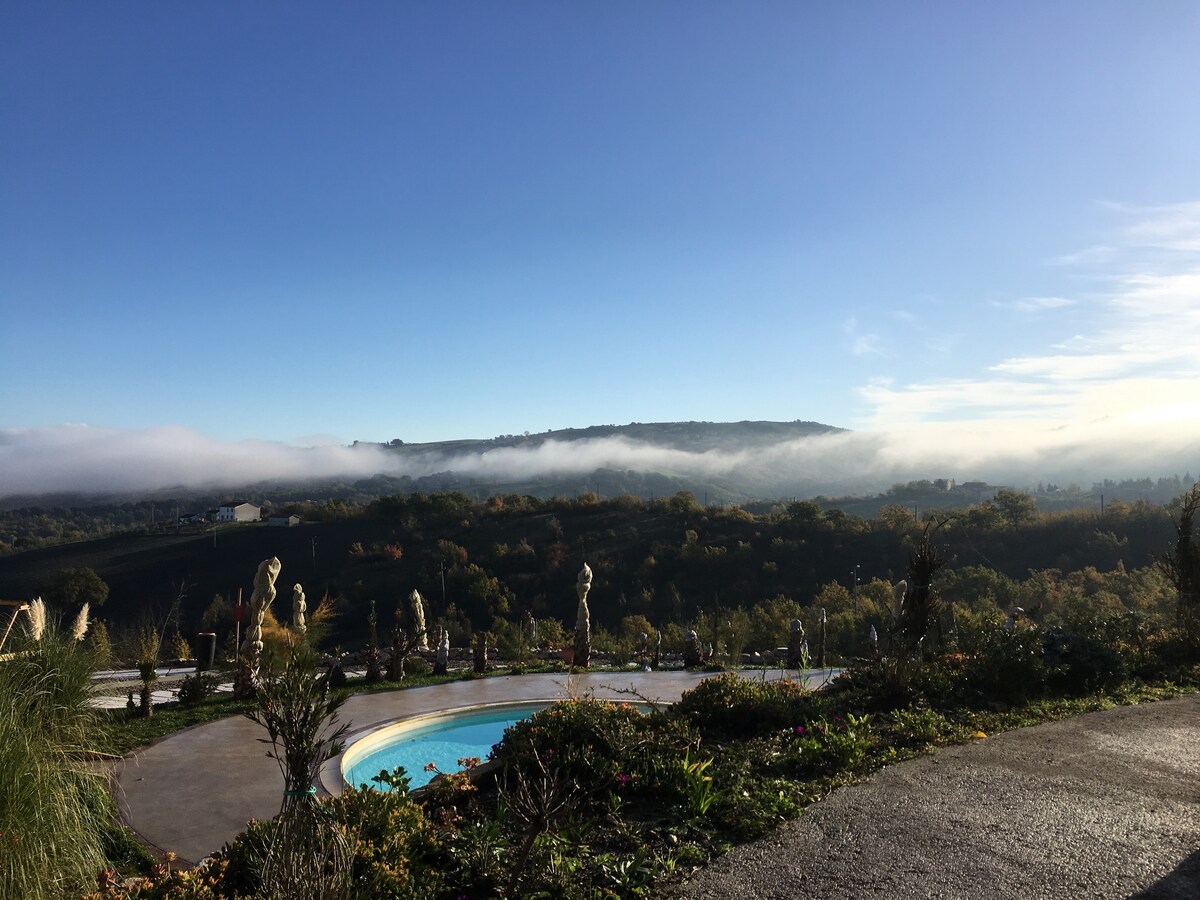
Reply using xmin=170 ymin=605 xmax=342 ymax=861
xmin=218 ymin=501 xmax=261 ymax=523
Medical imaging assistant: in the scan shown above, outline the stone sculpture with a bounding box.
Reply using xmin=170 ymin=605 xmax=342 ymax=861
xmin=235 ymin=556 xmax=280 ymax=697
xmin=292 ymin=584 xmax=306 ymax=635
xmin=409 ymin=589 xmax=428 ymax=650
xmin=573 ymin=563 xmax=592 ymax=668
xmin=474 ymin=631 xmax=488 ymax=673
xmin=683 ymin=628 xmax=703 ymax=668
xmin=434 ymin=626 xmax=450 ymax=675
xmin=787 ymin=617 xmax=806 ymax=669
xmin=247 ymin=560 xmax=280 ymax=664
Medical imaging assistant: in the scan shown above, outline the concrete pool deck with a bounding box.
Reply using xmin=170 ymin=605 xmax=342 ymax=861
xmin=115 ymin=668 xmax=834 ymax=865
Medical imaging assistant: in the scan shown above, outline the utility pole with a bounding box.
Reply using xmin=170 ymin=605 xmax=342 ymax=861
xmin=440 ymin=559 xmax=447 ymax=614
xmin=311 ymin=537 xmax=317 ymax=577
xmin=852 ymin=564 xmax=860 ymax=612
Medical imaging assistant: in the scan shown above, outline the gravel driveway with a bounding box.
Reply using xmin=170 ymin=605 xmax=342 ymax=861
xmin=681 ymin=694 xmax=1200 ymax=899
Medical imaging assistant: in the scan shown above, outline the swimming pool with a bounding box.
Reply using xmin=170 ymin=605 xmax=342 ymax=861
xmin=341 ymin=700 xmax=555 ymax=791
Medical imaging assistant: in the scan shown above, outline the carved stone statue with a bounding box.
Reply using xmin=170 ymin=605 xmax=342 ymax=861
xmin=787 ymin=618 xmax=806 ymax=669
xmin=892 ymin=580 xmax=908 ymax=622
xmin=292 ymin=584 xmax=306 ymax=635
xmin=409 ymin=589 xmax=428 ymax=650
xmin=434 ymin=626 xmax=450 ymax=675
xmin=683 ymin=628 xmax=703 ymax=668
xmin=573 ymin=563 xmax=592 ymax=668
xmin=235 ymin=556 xmax=280 ymax=697
xmin=474 ymin=631 xmax=488 ymax=673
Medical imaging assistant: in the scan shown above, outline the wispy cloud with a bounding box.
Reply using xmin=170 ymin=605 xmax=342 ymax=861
xmin=844 ymin=317 xmax=883 ymax=357
xmin=997 ymin=296 xmax=1077 ymax=313
xmin=859 ymin=201 xmax=1200 ymax=439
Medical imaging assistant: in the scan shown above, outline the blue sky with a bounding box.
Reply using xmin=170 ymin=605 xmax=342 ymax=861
xmin=3 ymin=2 xmax=1199 ymax=493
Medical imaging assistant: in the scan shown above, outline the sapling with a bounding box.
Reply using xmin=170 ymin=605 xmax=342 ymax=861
xmin=245 ymin=641 xmax=352 ymax=899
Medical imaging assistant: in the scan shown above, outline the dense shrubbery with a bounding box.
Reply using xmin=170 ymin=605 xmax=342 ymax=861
xmin=1 ymin=629 xmax=114 ymax=900
xmin=674 ymin=671 xmax=826 ymax=739
xmin=176 ymin=673 xmax=220 ymax=706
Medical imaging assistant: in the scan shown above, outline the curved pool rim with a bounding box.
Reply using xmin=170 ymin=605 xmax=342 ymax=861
xmin=323 ymin=698 xmax=582 ymax=798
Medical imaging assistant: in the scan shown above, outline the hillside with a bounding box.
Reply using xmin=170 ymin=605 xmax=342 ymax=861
xmin=0 ymin=491 xmax=1177 ymax=656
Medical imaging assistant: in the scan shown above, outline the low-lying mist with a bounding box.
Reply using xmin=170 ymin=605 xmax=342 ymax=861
xmin=3 ymin=419 xmax=1198 ymax=504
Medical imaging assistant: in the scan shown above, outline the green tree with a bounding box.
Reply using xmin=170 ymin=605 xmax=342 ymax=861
xmin=44 ymin=566 xmax=109 ymax=608
xmin=201 ymin=593 xmax=232 ymax=632
xmin=993 ymin=488 xmax=1039 ymax=526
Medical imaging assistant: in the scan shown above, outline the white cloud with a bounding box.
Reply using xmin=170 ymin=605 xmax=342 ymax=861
xmin=858 ymin=201 xmax=1200 ymax=440
xmin=999 ymin=296 xmax=1077 ymax=312
xmin=844 ymin=317 xmax=883 ymax=356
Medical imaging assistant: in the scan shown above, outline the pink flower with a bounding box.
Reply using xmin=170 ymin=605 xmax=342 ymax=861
xmin=617 ymin=772 xmax=631 ymax=784
xmin=794 ymin=725 xmax=805 ymax=734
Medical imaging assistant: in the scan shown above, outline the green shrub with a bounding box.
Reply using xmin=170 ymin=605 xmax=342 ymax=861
xmin=674 ymin=672 xmax=825 ymax=739
xmin=494 ymin=698 xmax=691 ymax=797
xmin=404 ymin=655 xmax=431 ymax=677
xmin=779 ymin=713 xmax=876 ymax=778
xmin=960 ymin=624 xmax=1049 ymax=705
xmin=885 ymin=706 xmax=956 ymax=749
xmin=331 ymin=781 xmax=446 ymax=898
xmin=1041 ymin=626 xmax=1126 ymax=695
xmin=176 ymin=673 xmax=220 ymax=706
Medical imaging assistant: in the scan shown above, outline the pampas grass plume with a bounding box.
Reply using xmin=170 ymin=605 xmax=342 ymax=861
xmin=26 ymin=597 xmax=46 ymax=641
xmin=71 ymin=603 xmax=90 ymax=641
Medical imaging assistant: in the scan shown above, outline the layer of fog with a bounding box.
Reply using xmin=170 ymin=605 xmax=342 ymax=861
xmin=2 ymin=420 xmax=1198 ymax=502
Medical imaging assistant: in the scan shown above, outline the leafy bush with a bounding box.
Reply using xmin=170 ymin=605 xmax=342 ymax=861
xmin=674 ymin=672 xmax=825 ymax=739
xmin=1041 ymin=626 xmax=1126 ymax=695
xmin=329 ymin=781 xmax=446 ymax=898
xmin=403 ymin=655 xmax=431 ymax=677
xmin=494 ymin=698 xmax=692 ymax=798
xmin=780 ymin=713 xmax=876 ymax=778
xmin=176 ymin=673 xmax=219 ymax=706
xmin=884 ymin=706 xmax=956 ymax=749
xmin=959 ymin=623 xmax=1049 ymax=705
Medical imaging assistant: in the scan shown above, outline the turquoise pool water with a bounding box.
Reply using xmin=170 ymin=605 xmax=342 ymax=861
xmin=342 ymin=701 xmax=551 ymax=791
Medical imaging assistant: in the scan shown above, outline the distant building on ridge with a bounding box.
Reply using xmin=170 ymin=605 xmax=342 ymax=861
xmin=218 ymin=501 xmax=260 ymax=523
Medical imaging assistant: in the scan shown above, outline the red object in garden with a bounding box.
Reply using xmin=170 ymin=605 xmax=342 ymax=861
xmin=232 ymin=603 xmax=246 ymax=624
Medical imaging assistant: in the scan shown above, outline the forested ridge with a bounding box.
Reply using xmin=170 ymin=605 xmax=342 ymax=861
xmin=0 ymin=488 xmax=1185 ymax=662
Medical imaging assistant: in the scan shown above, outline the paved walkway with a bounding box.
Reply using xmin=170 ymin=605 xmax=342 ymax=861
xmin=115 ymin=668 xmax=832 ymax=865
xmin=681 ymin=693 xmax=1200 ymax=899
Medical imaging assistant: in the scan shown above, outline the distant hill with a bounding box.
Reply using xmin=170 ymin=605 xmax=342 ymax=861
xmin=381 ymin=420 xmax=841 ymax=454
xmin=1 ymin=420 xmax=844 ymax=512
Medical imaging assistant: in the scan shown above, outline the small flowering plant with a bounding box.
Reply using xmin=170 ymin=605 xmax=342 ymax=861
xmin=782 ymin=712 xmax=875 ymax=778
